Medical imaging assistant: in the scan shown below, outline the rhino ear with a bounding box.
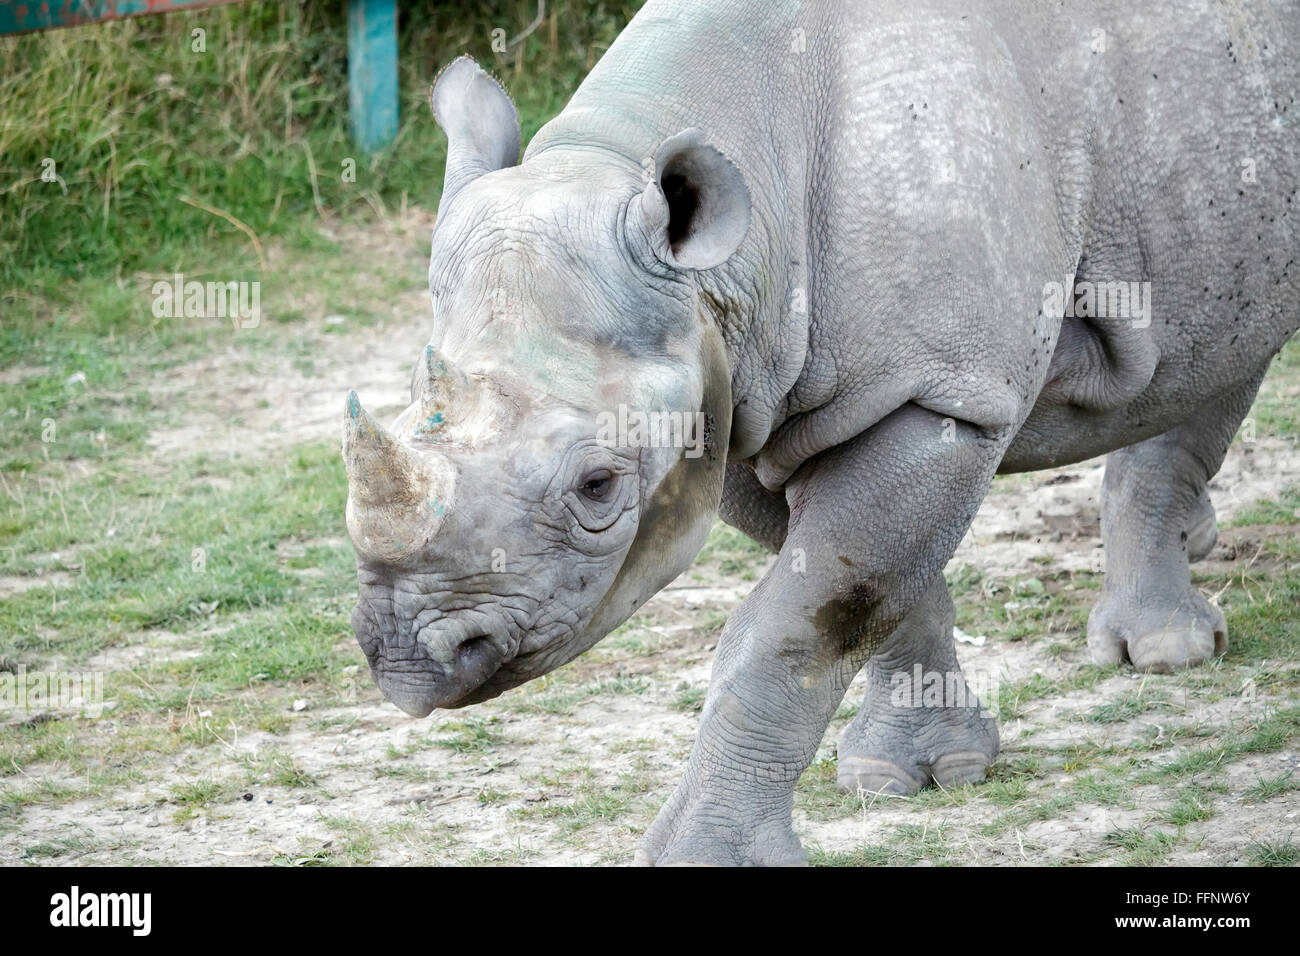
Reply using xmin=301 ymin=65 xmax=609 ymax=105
xmin=431 ymin=56 xmax=521 ymax=213
xmin=632 ymin=129 xmax=751 ymax=271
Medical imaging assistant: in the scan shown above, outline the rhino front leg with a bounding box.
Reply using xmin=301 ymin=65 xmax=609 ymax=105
xmin=1087 ymin=372 xmax=1266 ymax=672
xmin=836 ymin=575 xmax=999 ymax=796
xmin=636 ymin=405 xmax=1006 ymax=866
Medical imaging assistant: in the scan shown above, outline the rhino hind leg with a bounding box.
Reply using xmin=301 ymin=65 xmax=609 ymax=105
xmin=718 ymin=459 xmax=789 ymax=554
xmin=1087 ymin=372 xmax=1265 ymax=672
xmin=835 ymin=576 xmax=998 ymax=797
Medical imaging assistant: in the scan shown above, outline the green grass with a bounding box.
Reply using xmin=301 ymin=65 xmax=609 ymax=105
xmin=1163 ymin=786 xmax=1217 ymax=826
xmin=811 ymin=822 xmax=958 ymax=866
xmin=1135 ymin=706 xmax=1300 ymax=784
xmin=1230 ymin=484 xmax=1300 ymax=527
xmin=1083 ymin=688 xmax=1170 ymax=724
xmin=320 ymin=816 xmax=379 ymax=865
xmin=1068 ymin=773 xmax=1132 ymax=807
xmin=169 ymin=776 xmax=236 ymax=821
xmin=433 ymin=717 xmax=507 ymax=754
xmin=0 ymin=0 xmax=642 ymax=287
xmin=1247 ymin=838 xmax=1300 ymax=866
xmin=996 ymin=665 xmax=1120 ymax=720
xmin=0 ymin=441 xmax=352 ymax=669
xmin=512 ymin=774 xmax=633 ymax=835
xmin=1103 ymin=826 xmax=1179 ymax=865
xmin=507 ymin=674 xmax=648 ymax=716
xmin=1245 ymin=341 xmax=1300 ymax=442
xmin=242 ymin=748 xmax=317 ymax=789
xmin=671 ymin=682 xmax=706 ymax=712
xmin=1244 ymin=770 xmax=1297 ymax=802
xmin=20 ymin=836 xmax=107 ymax=860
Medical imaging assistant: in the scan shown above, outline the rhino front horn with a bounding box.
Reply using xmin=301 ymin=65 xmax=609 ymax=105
xmin=342 ymin=391 xmax=454 ymax=561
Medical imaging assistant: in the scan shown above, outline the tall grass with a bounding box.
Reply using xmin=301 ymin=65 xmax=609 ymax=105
xmin=0 ymin=0 xmax=640 ymax=290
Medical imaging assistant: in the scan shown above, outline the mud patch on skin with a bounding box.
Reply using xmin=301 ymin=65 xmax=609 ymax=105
xmin=813 ymin=584 xmax=883 ymax=658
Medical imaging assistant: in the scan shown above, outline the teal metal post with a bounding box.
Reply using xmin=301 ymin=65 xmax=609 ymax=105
xmin=347 ymin=0 xmax=399 ymax=152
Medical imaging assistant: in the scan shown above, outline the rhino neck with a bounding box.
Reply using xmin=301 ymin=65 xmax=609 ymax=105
xmin=524 ymin=2 xmax=819 ymax=462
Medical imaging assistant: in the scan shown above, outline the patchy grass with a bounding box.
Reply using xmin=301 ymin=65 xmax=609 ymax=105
xmin=1163 ymin=786 xmax=1217 ymax=826
xmin=508 ymin=674 xmax=649 ymax=716
xmin=1104 ymin=826 xmax=1180 ymax=865
xmin=1247 ymin=838 xmax=1300 ymax=867
xmin=671 ymin=682 xmax=706 ymax=713
xmin=1244 ymin=770 xmax=1297 ymax=802
xmin=242 ymin=748 xmax=317 ymax=790
xmin=0 ymin=441 xmax=351 ymax=664
xmin=433 ymin=717 xmax=508 ymax=755
xmin=1083 ymin=688 xmax=1170 ymax=724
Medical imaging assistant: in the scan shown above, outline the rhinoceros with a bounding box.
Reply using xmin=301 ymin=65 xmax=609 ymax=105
xmin=342 ymin=0 xmax=1300 ymax=864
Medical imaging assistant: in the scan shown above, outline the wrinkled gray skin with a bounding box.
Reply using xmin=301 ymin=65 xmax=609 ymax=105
xmin=343 ymin=0 xmax=1300 ymax=864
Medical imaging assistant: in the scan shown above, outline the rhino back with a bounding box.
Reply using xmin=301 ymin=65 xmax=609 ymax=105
xmin=529 ymin=0 xmax=1300 ymax=473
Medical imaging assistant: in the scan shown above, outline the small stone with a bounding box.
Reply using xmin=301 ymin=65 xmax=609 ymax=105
xmin=291 ymin=699 xmax=308 ymax=712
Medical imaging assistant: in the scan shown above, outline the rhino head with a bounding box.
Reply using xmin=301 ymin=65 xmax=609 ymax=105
xmin=342 ymin=57 xmax=750 ymax=715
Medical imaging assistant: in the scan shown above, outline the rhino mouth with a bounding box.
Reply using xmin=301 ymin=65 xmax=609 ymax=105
xmin=358 ymin=609 xmax=508 ymax=715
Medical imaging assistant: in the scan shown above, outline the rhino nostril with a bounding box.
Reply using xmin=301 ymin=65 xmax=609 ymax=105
xmin=415 ymin=619 xmax=499 ymax=667
xmin=458 ymin=633 xmax=491 ymax=659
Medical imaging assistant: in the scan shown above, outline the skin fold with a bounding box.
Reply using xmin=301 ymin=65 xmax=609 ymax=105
xmin=342 ymin=0 xmax=1300 ymax=865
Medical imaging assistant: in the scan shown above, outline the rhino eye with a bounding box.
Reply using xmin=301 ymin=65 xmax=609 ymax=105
xmin=580 ymin=470 xmax=614 ymax=502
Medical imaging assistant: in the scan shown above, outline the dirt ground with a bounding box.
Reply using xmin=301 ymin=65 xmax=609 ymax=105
xmin=4 ymin=214 xmax=1298 ymax=866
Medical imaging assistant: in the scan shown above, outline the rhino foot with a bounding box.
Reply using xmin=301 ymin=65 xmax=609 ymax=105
xmin=634 ymin=777 xmax=808 ymax=867
xmin=836 ymin=709 xmax=999 ymax=797
xmin=837 ymin=749 xmax=995 ymax=797
xmin=1087 ymin=585 xmax=1228 ymax=673
xmin=836 ymin=577 xmax=999 ymax=798
xmin=1088 ymin=380 xmax=1260 ymax=673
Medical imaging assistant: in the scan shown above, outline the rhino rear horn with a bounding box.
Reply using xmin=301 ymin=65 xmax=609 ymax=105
xmin=415 ymin=344 xmax=470 ymax=437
